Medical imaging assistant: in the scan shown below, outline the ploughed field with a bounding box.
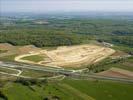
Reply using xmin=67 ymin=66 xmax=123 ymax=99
xmin=97 ymin=67 xmax=133 ymax=79
xmin=15 ymin=44 xmax=115 ymax=68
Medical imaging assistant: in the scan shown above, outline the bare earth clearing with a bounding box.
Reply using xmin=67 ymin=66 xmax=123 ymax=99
xmin=15 ymin=44 xmax=115 ymax=68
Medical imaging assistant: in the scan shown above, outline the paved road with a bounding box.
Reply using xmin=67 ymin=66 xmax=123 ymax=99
xmin=0 ymin=61 xmax=133 ymax=83
xmin=68 ymin=73 xmax=133 ymax=83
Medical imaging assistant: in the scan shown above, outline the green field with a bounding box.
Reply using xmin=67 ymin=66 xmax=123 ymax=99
xmin=112 ymin=45 xmax=133 ymax=54
xmin=63 ymin=79 xmax=133 ymax=100
xmin=1 ymin=79 xmax=133 ymax=100
xmin=21 ymin=69 xmax=56 ymax=78
xmin=86 ymin=56 xmax=133 ymax=73
xmin=22 ymin=55 xmax=44 ymax=62
xmin=102 ymin=57 xmax=133 ymax=71
xmin=0 ymin=67 xmax=18 ymax=74
xmin=0 ymin=54 xmax=17 ymax=61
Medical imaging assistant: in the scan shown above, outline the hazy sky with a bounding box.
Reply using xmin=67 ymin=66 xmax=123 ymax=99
xmin=1 ymin=0 xmax=133 ymax=13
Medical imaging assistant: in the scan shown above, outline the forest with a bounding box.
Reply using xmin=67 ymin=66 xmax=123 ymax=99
xmin=0 ymin=18 xmax=133 ymax=48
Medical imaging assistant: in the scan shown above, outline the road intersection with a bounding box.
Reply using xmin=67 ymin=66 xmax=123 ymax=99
xmin=0 ymin=61 xmax=133 ymax=83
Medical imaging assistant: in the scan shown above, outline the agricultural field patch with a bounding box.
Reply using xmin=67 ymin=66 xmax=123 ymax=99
xmin=1 ymin=79 xmax=133 ymax=100
xmin=97 ymin=67 xmax=133 ymax=79
xmin=21 ymin=69 xmax=56 ymax=78
xmin=0 ymin=54 xmax=18 ymax=61
xmin=87 ymin=57 xmax=133 ymax=73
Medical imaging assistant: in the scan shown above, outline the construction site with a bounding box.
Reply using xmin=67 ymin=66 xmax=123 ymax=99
xmin=15 ymin=44 xmax=115 ymax=68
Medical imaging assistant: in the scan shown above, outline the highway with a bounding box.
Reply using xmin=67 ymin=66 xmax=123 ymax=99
xmin=69 ymin=73 xmax=133 ymax=83
xmin=0 ymin=61 xmax=133 ymax=83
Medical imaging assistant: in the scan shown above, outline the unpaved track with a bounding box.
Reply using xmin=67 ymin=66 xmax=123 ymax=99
xmin=15 ymin=44 xmax=115 ymax=68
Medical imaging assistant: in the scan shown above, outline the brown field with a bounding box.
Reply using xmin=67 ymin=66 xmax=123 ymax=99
xmin=111 ymin=50 xmax=127 ymax=56
xmin=15 ymin=44 xmax=115 ymax=68
xmin=0 ymin=43 xmax=42 ymax=58
xmin=0 ymin=43 xmax=14 ymax=50
xmin=18 ymin=45 xmax=41 ymax=54
xmin=0 ymin=43 xmax=17 ymax=57
xmin=110 ymin=50 xmax=130 ymax=59
xmin=97 ymin=67 xmax=133 ymax=79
